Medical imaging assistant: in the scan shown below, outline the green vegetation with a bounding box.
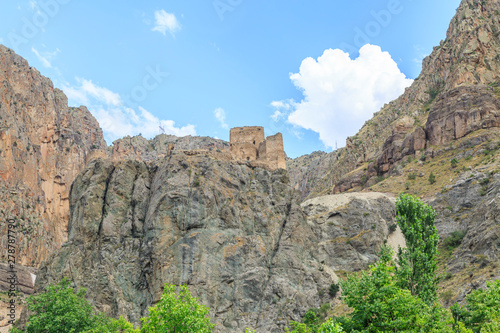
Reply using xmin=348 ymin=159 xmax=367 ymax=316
xmin=11 ymin=278 xmax=121 ymax=333
xmin=11 ymin=280 xmax=214 ymax=333
xmin=141 ymin=284 xmax=214 ymax=333
xmin=450 ymin=158 xmax=459 ymax=168
xmin=395 ymin=194 xmax=439 ymax=304
xmin=452 ymin=278 xmax=500 ymax=332
xmin=443 ymin=230 xmax=467 ymax=251
xmin=13 ymin=194 xmax=500 ymax=333
xmin=408 ymin=172 xmax=417 ymax=180
xmin=328 ymin=283 xmax=340 ymax=298
xmin=429 ymin=172 xmax=437 ymax=184
xmin=338 ymin=246 xmax=454 ymax=332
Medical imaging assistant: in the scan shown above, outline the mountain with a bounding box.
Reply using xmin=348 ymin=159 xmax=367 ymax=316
xmin=287 ymin=0 xmax=500 ymax=306
xmin=34 ymin=152 xmax=399 ymax=332
xmin=0 ymin=44 xmax=107 ymax=267
xmin=1 ymin=0 xmax=500 ymax=331
xmin=288 ymin=0 xmax=500 ymax=198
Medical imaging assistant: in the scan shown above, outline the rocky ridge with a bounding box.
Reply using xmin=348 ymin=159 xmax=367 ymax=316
xmin=0 ymin=45 xmax=106 ymax=267
xmin=288 ymin=0 xmax=500 ymax=198
xmin=35 ymin=153 xmax=399 ymax=332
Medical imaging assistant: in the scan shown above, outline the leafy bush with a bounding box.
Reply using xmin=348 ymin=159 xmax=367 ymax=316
xmin=443 ymin=230 xmax=466 ymax=250
xmin=452 ymin=278 xmax=500 ymax=332
xmin=408 ymin=172 xmax=417 ymax=180
xmin=141 ymin=284 xmax=214 ymax=333
xmin=388 ymin=224 xmax=397 ymax=234
xmin=328 ymin=283 xmax=340 ymax=298
xmin=429 ymin=172 xmax=436 ymax=184
xmin=19 ymin=278 xmax=112 ymax=333
xmin=450 ymin=158 xmax=459 ymax=168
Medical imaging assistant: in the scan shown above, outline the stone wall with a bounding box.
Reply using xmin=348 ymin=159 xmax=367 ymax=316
xmin=265 ymin=133 xmax=286 ymax=170
xmin=229 ymin=126 xmax=286 ymax=170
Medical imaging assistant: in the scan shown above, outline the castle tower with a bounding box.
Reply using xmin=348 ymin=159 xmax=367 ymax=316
xmin=229 ymin=126 xmax=286 ymax=170
xmin=229 ymin=126 xmax=265 ymax=161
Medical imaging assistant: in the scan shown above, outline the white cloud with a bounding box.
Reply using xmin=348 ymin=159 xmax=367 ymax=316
xmin=62 ymin=79 xmax=196 ymax=143
xmin=273 ymin=44 xmax=412 ymax=149
xmin=31 ymin=47 xmax=60 ymax=69
xmin=152 ymin=10 xmax=181 ymax=36
xmin=214 ymin=107 xmax=228 ymax=129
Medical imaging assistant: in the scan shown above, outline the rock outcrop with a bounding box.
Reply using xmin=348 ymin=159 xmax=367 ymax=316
xmin=36 ymin=155 xmax=329 ymax=332
xmin=108 ymin=134 xmax=229 ymax=162
xmin=35 ymin=150 xmax=398 ymax=332
xmin=289 ymin=0 xmax=500 ymax=198
xmin=302 ymin=192 xmax=403 ymax=272
xmin=0 ymin=45 xmax=106 ymax=267
xmin=431 ymin=167 xmax=500 ymax=303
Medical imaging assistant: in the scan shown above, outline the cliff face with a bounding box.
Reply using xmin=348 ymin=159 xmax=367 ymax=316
xmin=289 ymin=0 xmax=500 ymax=198
xmin=0 ymin=45 xmax=106 ymax=267
xmin=37 ymin=154 xmax=329 ymax=332
xmin=35 ymin=152 xmax=398 ymax=332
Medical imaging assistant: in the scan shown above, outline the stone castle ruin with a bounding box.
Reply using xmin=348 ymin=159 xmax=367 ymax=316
xmin=229 ymin=126 xmax=286 ymax=170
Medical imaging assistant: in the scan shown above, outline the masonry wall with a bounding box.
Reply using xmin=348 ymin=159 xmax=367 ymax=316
xmin=229 ymin=126 xmax=286 ymax=170
xmin=230 ymin=126 xmax=265 ymax=161
xmin=264 ymin=133 xmax=286 ymax=170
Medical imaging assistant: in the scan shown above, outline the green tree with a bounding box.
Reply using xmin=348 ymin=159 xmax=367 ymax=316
xmin=395 ymin=194 xmax=439 ymax=305
xmin=452 ymin=279 xmax=500 ymax=332
xmin=340 ymin=246 xmax=451 ymax=332
xmin=140 ymin=284 xmax=214 ymax=333
xmin=18 ymin=278 xmax=107 ymax=333
xmin=429 ymin=172 xmax=436 ymax=184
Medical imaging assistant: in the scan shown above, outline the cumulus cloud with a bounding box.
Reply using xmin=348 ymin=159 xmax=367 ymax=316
xmin=272 ymin=44 xmax=413 ymax=150
xmin=62 ymin=79 xmax=196 ymax=143
xmin=152 ymin=10 xmax=181 ymax=36
xmin=214 ymin=107 xmax=229 ymax=129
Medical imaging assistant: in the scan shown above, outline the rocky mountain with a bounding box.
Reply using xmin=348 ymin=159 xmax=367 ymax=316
xmin=286 ymin=0 xmax=500 ymax=309
xmin=288 ymin=0 xmax=500 ymax=198
xmin=1 ymin=0 xmax=500 ymax=331
xmin=34 ymin=151 xmax=399 ymax=332
xmin=0 ymin=44 xmax=107 ymax=267
xmin=108 ymin=134 xmax=229 ymax=162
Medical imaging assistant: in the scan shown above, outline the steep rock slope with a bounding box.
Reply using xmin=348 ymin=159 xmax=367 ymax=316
xmin=36 ymin=154 xmax=331 ymax=332
xmin=0 ymin=45 xmax=106 ymax=266
xmin=289 ymin=0 xmax=500 ymax=198
xmin=35 ymin=151 xmax=399 ymax=332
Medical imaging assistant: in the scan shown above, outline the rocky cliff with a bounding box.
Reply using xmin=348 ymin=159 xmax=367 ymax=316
xmin=35 ymin=151 xmax=399 ymax=332
xmin=288 ymin=0 xmax=500 ymax=198
xmin=0 ymin=45 xmax=107 ymax=267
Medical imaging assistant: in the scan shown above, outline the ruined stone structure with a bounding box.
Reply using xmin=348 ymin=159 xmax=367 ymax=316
xmin=230 ymin=126 xmax=286 ymax=170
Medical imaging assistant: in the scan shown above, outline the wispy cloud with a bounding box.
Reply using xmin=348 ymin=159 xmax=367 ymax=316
xmin=152 ymin=10 xmax=181 ymax=36
xmin=62 ymin=79 xmax=196 ymax=143
xmin=31 ymin=47 xmax=60 ymax=69
xmin=214 ymin=107 xmax=229 ymax=129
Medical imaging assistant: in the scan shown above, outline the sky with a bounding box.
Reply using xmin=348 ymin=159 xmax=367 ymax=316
xmin=0 ymin=0 xmax=461 ymax=158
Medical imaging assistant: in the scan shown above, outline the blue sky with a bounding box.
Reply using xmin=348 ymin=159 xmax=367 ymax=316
xmin=0 ymin=0 xmax=461 ymax=158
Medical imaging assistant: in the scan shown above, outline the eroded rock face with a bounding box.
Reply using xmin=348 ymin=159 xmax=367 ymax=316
xmin=36 ymin=155 xmax=332 ymax=332
xmin=108 ymin=134 xmax=229 ymax=162
xmin=426 ymin=86 xmax=500 ymax=146
xmin=0 ymin=45 xmax=106 ymax=266
xmin=289 ymin=0 xmax=500 ymax=198
xmin=431 ymin=169 xmax=500 ymax=302
xmin=35 ymin=152 xmax=399 ymax=332
xmin=302 ymin=193 xmax=400 ymax=272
